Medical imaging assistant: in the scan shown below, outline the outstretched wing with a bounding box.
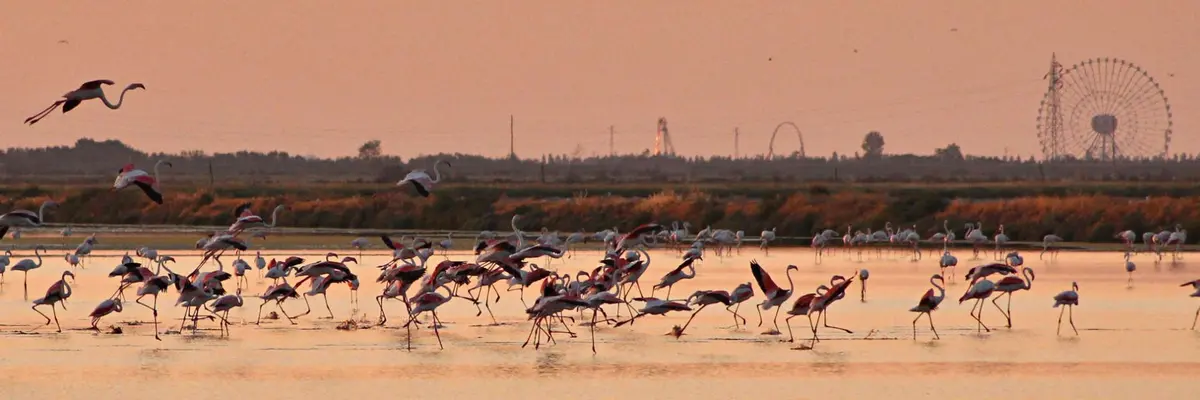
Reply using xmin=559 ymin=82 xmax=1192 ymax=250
xmin=79 ymin=80 xmax=114 ymax=90
xmin=233 ymin=202 xmax=253 ymax=218
xmin=380 ymin=235 xmax=398 ymax=250
xmin=62 ymin=99 xmax=82 ymax=113
xmin=408 ymin=180 xmax=430 ymax=197
xmin=750 ymin=260 xmax=778 ymax=293
xmin=132 ymin=180 xmax=164 ymax=204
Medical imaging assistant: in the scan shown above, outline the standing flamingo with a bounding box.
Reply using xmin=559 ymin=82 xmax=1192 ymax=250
xmin=88 ymin=298 xmax=123 ymax=330
xmin=726 ymin=282 xmax=754 ymax=328
xmin=403 ymin=286 xmax=454 ymax=350
xmin=992 ymin=267 xmax=1035 ymax=328
xmin=760 ymin=228 xmax=776 ymax=255
xmin=1041 ymin=234 xmax=1063 ymax=260
xmin=397 ymin=159 xmax=451 ymax=197
xmin=909 ymin=274 xmax=946 ymax=339
xmin=939 ymin=251 xmax=958 ymax=282
xmin=24 ymin=80 xmax=145 ymax=125
xmin=29 ymin=271 xmax=74 ymax=332
xmin=113 ymin=160 xmax=172 ymax=204
xmin=858 ymin=269 xmax=870 ymax=302
xmin=959 ymin=277 xmax=996 ymax=333
xmin=750 ymin=260 xmax=797 ymax=334
xmin=1124 ymin=251 xmax=1136 ymax=287
xmin=11 ymin=245 xmax=46 ymax=297
xmin=1053 ymin=281 xmax=1080 ymax=336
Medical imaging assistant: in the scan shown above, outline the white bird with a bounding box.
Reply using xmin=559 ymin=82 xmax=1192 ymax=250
xmin=397 ymin=159 xmax=451 ymax=197
xmin=254 ymin=251 xmax=267 ymax=275
xmin=759 ymin=227 xmax=777 ymax=254
xmin=24 ymin=80 xmax=146 ymax=125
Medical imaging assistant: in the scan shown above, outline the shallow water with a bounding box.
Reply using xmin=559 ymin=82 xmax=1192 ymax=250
xmin=1 ymin=247 xmax=1197 ymax=399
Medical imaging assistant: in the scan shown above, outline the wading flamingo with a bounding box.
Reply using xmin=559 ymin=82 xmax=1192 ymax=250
xmin=909 ymin=274 xmax=946 ymax=340
xmin=1053 ymin=281 xmax=1080 ymax=336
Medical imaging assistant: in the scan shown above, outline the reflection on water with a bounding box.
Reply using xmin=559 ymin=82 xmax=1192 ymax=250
xmin=0 ymin=249 xmax=1197 ymax=399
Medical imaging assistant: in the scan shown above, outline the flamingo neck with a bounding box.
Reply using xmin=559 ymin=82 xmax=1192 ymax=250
xmin=100 ymin=87 xmax=134 ymax=110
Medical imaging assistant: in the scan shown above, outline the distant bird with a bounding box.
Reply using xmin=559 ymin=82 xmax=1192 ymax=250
xmin=1041 ymin=234 xmax=1063 ymax=259
xmin=114 ymin=160 xmax=172 ymax=204
xmin=939 ymin=251 xmax=958 ymax=279
xmin=909 ymin=274 xmax=946 ymax=339
xmin=759 ymin=228 xmax=777 ymax=254
xmin=1053 ymin=281 xmax=1080 ymax=336
xmin=12 ymin=245 xmax=47 ymax=294
xmin=0 ymin=249 xmax=11 ymax=282
xmin=24 ymin=80 xmax=145 ymax=125
xmin=397 ymin=159 xmax=451 ymax=197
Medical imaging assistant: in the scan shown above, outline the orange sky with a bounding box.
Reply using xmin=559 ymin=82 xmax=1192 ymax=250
xmin=3 ymin=1 xmax=1196 ymax=159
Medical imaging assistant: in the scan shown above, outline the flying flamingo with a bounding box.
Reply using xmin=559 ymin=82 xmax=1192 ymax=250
xmin=0 ymin=201 xmax=56 ymax=240
xmin=397 ymin=159 xmax=451 ymax=197
xmin=1180 ymin=279 xmax=1200 ymax=330
xmin=909 ymin=274 xmax=946 ymax=340
xmin=992 ymin=267 xmax=1035 ymax=328
xmin=750 ymin=260 xmax=798 ymax=334
xmin=227 ymin=204 xmax=286 ymax=235
xmin=29 ymin=271 xmax=74 ymax=332
xmin=1053 ymin=281 xmax=1080 ymax=336
xmin=113 ymin=160 xmax=172 ymax=204
xmin=88 ymin=298 xmax=123 ymax=330
xmin=24 ymin=80 xmax=145 ymax=125
xmin=959 ymin=277 xmax=996 ymax=333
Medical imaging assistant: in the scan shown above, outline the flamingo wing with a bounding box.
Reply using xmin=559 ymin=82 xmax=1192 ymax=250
xmin=0 ymin=226 xmax=8 ymax=240
xmin=79 ymin=80 xmax=114 ymax=90
xmin=380 ymin=235 xmax=398 ymax=250
xmin=917 ymin=288 xmax=938 ymax=309
xmin=750 ymin=261 xmax=779 ymax=294
xmin=407 ymin=179 xmax=430 ymax=197
xmin=132 ymin=179 xmax=163 ymax=204
xmin=996 ymin=276 xmax=1024 ymax=287
xmin=62 ymin=98 xmax=82 ymax=113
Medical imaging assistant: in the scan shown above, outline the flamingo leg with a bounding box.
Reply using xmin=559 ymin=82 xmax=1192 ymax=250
xmin=31 ymin=304 xmax=51 ymax=328
xmin=1056 ymin=305 xmax=1065 ymax=335
xmin=51 ymin=304 xmax=61 ymax=332
xmin=756 ymin=304 xmax=764 ymax=327
xmin=992 ymin=293 xmax=1011 ymax=327
xmin=725 ymin=303 xmax=746 ymax=327
xmin=294 ymin=295 xmax=312 ymax=318
xmin=911 ymin=313 xmax=921 ymax=340
xmin=678 ymin=304 xmax=708 ymax=336
xmin=278 ymin=300 xmax=298 ymax=324
xmin=976 ymin=298 xmax=990 ymax=332
xmin=928 ymin=312 xmax=939 ymax=339
xmin=820 ymin=309 xmax=853 ymax=334
xmin=860 ymin=281 xmax=867 ymax=302
xmin=431 ymin=310 xmax=444 ymax=350
xmin=1068 ymin=305 xmax=1078 ymax=335
xmin=24 ymin=100 xmax=64 ymax=124
xmin=256 ymin=300 xmax=268 ymax=325
xmin=1192 ymin=305 xmax=1200 ymax=330
xmin=322 ymin=293 xmax=334 ymax=319
xmin=772 ymin=306 xmax=784 ymax=333
xmin=785 ymin=314 xmax=797 ymax=342
xmin=522 ymin=316 xmax=540 ymax=348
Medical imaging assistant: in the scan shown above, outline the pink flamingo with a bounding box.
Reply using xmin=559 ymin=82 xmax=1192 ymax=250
xmin=909 ymin=274 xmax=946 ymax=339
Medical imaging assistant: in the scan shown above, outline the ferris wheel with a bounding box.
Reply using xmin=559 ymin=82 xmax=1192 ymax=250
xmin=1036 ymin=55 xmax=1173 ymax=160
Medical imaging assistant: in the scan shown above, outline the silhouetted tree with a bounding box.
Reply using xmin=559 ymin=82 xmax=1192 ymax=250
xmin=862 ymin=131 xmax=885 ymax=159
xmin=935 ymin=143 xmax=964 ymax=161
xmin=358 ymin=140 xmax=382 ymax=159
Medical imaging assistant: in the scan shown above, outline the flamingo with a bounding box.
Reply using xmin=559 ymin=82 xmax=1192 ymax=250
xmin=1115 ymin=230 xmax=1136 ymax=252
xmin=228 ymin=204 xmax=286 ymax=235
xmin=113 ymin=160 xmax=172 ymax=204
xmin=750 ymin=260 xmax=798 ymax=334
xmin=397 ymin=159 xmax=451 ymax=197
xmin=992 ymin=267 xmax=1035 ymax=328
xmin=88 ymin=298 xmax=123 ymax=330
xmin=726 ymin=282 xmax=754 ymax=328
xmin=1041 ymin=234 xmax=1063 ymax=259
xmin=959 ymin=277 xmax=996 ymax=333
xmin=29 ymin=271 xmax=75 ymax=332
xmin=613 ymin=297 xmax=693 ymax=327
xmin=858 ymin=269 xmax=870 ymax=302
xmin=651 ymin=257 xmax=699 ymax=300
xmin=254 ymin=251 xmax=267 ymax=277
xmin=0 ymin=201 xmax=56 ymax=240
xmin=965 ymin=222 xmax=987 ymax=259
xmin=403 ymin=286 xmax=454 ymax=350
xmin=909 ymin=274 xmax=946 ymax=340
xmin=783 ymin=290 xmax=820 ymax=344
xmin=1053 ymin=281 xmax=1080 ymax=336
xmin=0 ymin=249 xmax=10 ymax=283
xmin=677 ymin=290 xmax=733 ymax=336
xmin=1124 ymin=251 xmax=1136 ymax=287
xmin=437 ymin=233 xmax=453 ymax=256
xmin=24 ymin=80 xmax=145 ymax=125
xmin=1180 ymin=279 xmax=1200 ymax=330
xmin=939 ymin=251 xmax=958 ymax=281
xmin=207 ymin=290 xmax=244 ymax=337
xmin=350 ymin=237 xmax=369 ymax=258
xmin=993 ymin=224 xmax=1009 ymax=260
xmin=11 ymin=245 xmax=46 ymax=296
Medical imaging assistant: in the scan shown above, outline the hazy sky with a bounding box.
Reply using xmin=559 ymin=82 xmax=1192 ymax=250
xmin=3 ymin=1 xmax=1196 ymax=159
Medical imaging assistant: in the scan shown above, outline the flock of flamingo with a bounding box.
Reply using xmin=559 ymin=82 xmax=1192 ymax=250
xmin=5 ymin=80 xmax=1199 ymax=352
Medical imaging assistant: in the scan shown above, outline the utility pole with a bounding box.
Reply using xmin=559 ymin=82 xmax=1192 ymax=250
xmin=609 ymin=125 xmax=614 ymax=157
xmin=509 ymin=115 xmax=515 ymax=159
xmin=734 ymin=127 xmax=740 ymax=159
